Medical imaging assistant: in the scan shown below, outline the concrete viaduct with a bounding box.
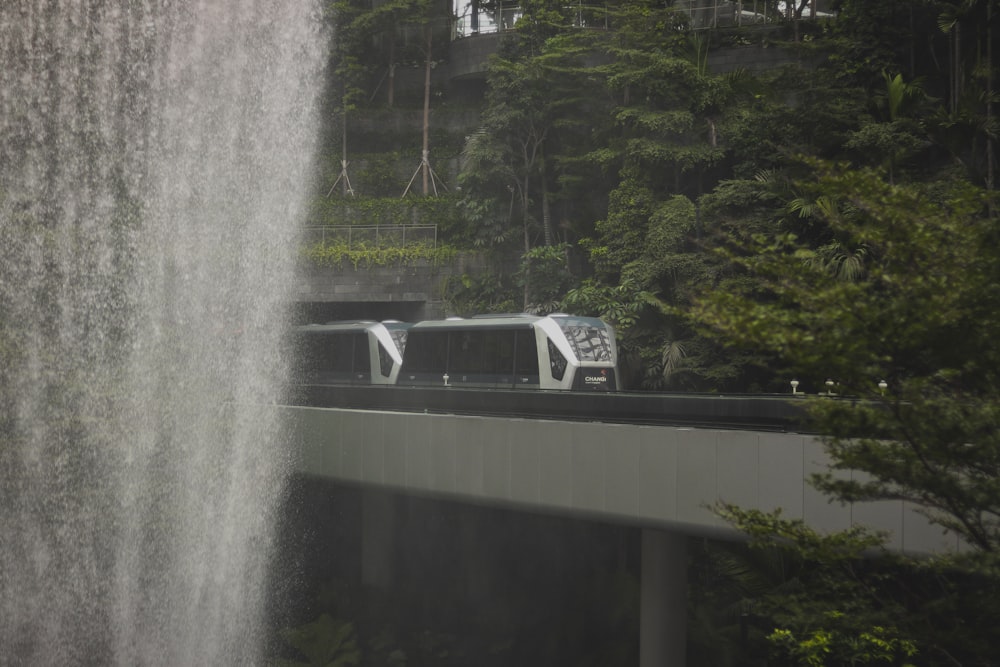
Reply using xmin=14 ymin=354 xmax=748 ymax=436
xmin=282 ymin=403 xmax=960 ymax=666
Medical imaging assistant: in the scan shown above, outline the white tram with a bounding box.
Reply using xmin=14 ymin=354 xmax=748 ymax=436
xmin=397 ymin=313 xmax=619 ymax=391
xmin=293 ymin=320 xmax=411 ymax=385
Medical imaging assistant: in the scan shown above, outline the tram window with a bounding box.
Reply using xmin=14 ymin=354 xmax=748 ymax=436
xmin=390 ymin=329 xmax=408 ymax=355
xmin=377 ymin=340 xmax=394 ymax=377
xmin=483 ymin=330 xmax=515 ymax=374
xmin=351 ymin=333 xmax=370 ymax=375
xmin=563 ymin=325 xmax=613 ymax=362
xmin=514 ymin=330 xmax=539 ymax=376
xmin=296 ymin=332 xmax=353 ymax=377
xmin=402 ymin=331 xmax=447 ymax=373
xmin=295 ymin=335 xmax=320 ymax=381
xmin=316 ymin=334 xmax=352 ymax=374
xmin=401 ymin=333 xmax=423 ymax=372
xmin=547 ymin=339 xmax=567 ymax=381
xmin=451 ymin=330 xmax=485 ymax=374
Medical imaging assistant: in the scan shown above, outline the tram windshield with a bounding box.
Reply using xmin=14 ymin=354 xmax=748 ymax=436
xmin=388 ymin=327 xmax=409 ymax=355
xmin=557 ymin=318 xmax=613 ymax=362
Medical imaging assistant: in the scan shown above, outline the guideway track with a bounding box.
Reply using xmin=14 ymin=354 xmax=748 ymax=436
xmin=288 ymin=385 xmax=808 ymax=432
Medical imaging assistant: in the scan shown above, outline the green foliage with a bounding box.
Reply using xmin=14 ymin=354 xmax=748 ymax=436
xmin=844 ymin=121 xmax=926 ymax=178
xmin=818 ymin=0 xmax=929 ymax=85
xmin=454 ymin=193 xmax=515 ymax=248
xmin=691 ymin=164 xmax=1000 ymax=660
xmin=561 ymin=278 xmax=660 ymax=332
xmin=459 ymin=26 xmax=610 ymax=257
xmin=301 ymin=240 xmax=458 ymax=269
xmin=622 ymin=195 xmax=700 ymax=290
xmin=317 ymin=2 xmax=1000 ymax=663
xmin=517 ymin=243 xmax=573 ymax=313
xmin=699 ymin=504 xmax=917 ymax=665
xmin=327 ymin=0 xmax=376 ymax=109
xmin=443 ymin=271 xmax=519 ymax=316
xmin=601 ymin=34 xmax=727 ymax=184
xmin=336 ymin=0 xmax=451 ymax=62
xmin=714 ymin=506 xmax=914 ymax=666
xmin=839 ymin=71 xmax=935 ymax=182
xmin=584 ymin=174 xmax=776 ymax=390
xmin=766 ymin=624 xmax=917 ymax=667
xmin=278 ymin=614 xmax=362 ymax=667
xmin=354 ymin=153 xmax=406 ymax=197
xmin=708 ymin=503 xmax=1000 ymax=666
xmin=327 ymin=0 xmax=998 ymax=400
xmin=586 ymin=177 xmax=656 ymax=281
xmin=879 ymin=70 xmax=928 ymax=122
xmin=694 ymin=162 xmax=1000 ymax=389
xmin=560 ymin=278 xmax=704 ymax=389
xmin=693 ymin=161 xmax=1000 ymax=391
xmin=307 ymin=195 xmax=464 ymax=235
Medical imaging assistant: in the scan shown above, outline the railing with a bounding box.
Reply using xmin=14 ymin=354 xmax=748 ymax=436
xmin=673 ymin=0 xmax=835 ymax=29
xmin=451 ymin=0 xmax=835 ymax=37
xmin=303 ymin=225 xmax=438 ymax=248
xmin=453 ymin=2 xmax=608 ymax=38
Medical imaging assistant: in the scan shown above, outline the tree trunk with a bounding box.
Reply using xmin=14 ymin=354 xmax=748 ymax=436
xmin=909 ymin=5 xmax=916 ymax=79
xmin=342 ymin=107 xmax=350 ymax=196
xmin=422 ymin=24 xmax=432 ymax=195
xmin=522 ymin=176 xmax=531 ymax=310
xmin=541 ymin=186 xmax=552 ymax=246
xmin=987 ymin=0 xmax=994 ymax=193
xmin=952 ymin=22 xmax=961 ymax=115
xmin=388 ymin=40 xmax=395 ymax=107
xmin=541 ymin=157 xmax=552 ymax=246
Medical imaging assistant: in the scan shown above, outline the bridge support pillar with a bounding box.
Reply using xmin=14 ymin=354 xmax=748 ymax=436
xmin=640 ymin=529 xmax=688 ymax=667
xmin=361 ymin=489 xmax=395 ymax=589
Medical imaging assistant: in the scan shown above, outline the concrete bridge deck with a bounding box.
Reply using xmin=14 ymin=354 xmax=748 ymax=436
xmin=284 ymin=403 xmax=960 ymax=666
xmin=286 ymin=404 xmax=958 ymax=555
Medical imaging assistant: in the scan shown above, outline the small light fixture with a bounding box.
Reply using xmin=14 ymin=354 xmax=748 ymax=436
xmin=878 ymin=379 xmax=887 ymax=396
xmin=790 ymin=379 xmax=799 ymax=395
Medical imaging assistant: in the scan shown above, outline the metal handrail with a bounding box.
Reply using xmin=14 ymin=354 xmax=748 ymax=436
xmin=304 ymin=225 xmax=438 ymax=248
xmin=451 ymin=0 xmax=835 ymax=37
xmin=453 ymin=2 xmax=607 ymax=38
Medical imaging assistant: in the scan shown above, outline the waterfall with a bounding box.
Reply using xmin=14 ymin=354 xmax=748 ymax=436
xmin=0 ymin=1 xmax=327 ymax=663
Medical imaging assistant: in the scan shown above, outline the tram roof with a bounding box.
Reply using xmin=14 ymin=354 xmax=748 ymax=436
xmin=297 ymin=320 xmax=390 ymax=333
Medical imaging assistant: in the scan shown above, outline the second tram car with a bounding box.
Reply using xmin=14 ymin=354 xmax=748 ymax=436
xmin=294 ymin=320 xmax=410 ymax=385
xmin=397 ymin=313 xmax=619 ymax=390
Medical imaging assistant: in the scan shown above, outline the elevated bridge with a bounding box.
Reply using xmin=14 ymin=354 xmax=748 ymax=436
xmin=286 ymin=387 xmax=954 ymax=554
xmin=282 ymin=388 xmax=959 ymax=666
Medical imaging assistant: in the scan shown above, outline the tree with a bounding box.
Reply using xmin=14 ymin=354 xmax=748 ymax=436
xmin=332 ymin=0 xmax=451 ymax=199
xmin=683 ymin=164 xmax=1000 ymax=664
xmin=692 ymin=162 xmax=1000 ymax=552
xmin=326 ymin=0 xmax=372 ymax=196
xmin=845 ymin=71 xmax=931 ymax=184
xmin=704 ymin=504 xmax=1000 ymax=666
xmin=471 ymin=50 xmax=555 ymax=251
xmin=560 ymin=277 xmax=670 ymax=389
xmin=927 ymin=0 xmax=999 ymax=188
xmin=458 ymin=20 xmax=608 ymax=307
xmin=566 ymin=4 xmax=759 ymax=389
xmin=342 ymin=0 xmax=446 ymax=108
xmin=599 ymin=5 xmax=726 ymax=196
xmin=824 ymin=0 xmax=998 ymax=187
